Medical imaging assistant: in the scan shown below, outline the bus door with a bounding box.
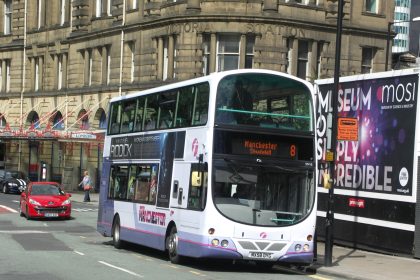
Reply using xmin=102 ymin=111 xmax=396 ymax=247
xmin=171 ymin=162 xmax=191 ymax=209
xmin=171 ymin=162 xmax=208 ymax=210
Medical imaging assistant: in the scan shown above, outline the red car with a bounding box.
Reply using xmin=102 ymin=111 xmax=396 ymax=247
xmin=20 ymin=182 xmax=72 ymax=220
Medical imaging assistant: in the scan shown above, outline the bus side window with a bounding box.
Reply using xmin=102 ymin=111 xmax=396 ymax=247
xmin=175 ymin=85 xmax=195 ymax=127
xmin=109 ymin=102 xmax=122 ymax=134
xmin=158 ymin=91 xmax=177 ymax=129
xmin=113 ymin=166 xmax=129 ymax=200
xmin=192 ymin=83 xmax=209 ymax=125
xmin=120 ymin=99 xmax=136 ymax=134
xmin=144 ymin=96 xmax=159 ymax=131
xmin=127 ymin=165 xmax=138 ymax=201
xmin=134 ymin=98 xmax=146 ymax=132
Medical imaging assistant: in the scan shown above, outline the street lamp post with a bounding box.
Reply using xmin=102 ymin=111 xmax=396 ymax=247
xmin=324 ymin=0 xmax=344 ymax=267
xmin=385 ymin=17 xmax=420 ymax=71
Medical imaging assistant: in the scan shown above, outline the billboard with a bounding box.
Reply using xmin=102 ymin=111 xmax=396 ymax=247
xmin=317 ymin=74 xmax=418 ymax=196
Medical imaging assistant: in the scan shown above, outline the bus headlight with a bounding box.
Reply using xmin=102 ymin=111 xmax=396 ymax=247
xmin=303 ymin=244 xmax=310 ymax=252
xmin=211 ymin=239 xmax=219 ymax=246
xmin=295 ymin=244 xmax=302 ymax=252
xmin=221 ymin=240 xmax=229 ymax=247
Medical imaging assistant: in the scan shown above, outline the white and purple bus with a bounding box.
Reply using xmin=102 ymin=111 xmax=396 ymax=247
xmin=97 ymin=69 xmax=317 ymax=267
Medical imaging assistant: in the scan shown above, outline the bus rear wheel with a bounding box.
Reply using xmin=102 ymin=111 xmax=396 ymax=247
xmin=113 ymin=216 xmax=124 ymax=249
xmin=167 ymin=226 xmax=183 ymax=264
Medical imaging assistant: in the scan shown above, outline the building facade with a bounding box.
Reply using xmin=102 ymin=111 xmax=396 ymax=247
xmin=0 ymin=0 xmax=393 ymax=190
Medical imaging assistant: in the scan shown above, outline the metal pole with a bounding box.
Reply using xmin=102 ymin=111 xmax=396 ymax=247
xmin=385 ymin=22 xmax=392 ymax=71
xmin=324 ymin=0 xmax=344 ymax=267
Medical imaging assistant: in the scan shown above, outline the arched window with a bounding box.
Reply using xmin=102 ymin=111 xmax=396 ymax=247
xmin=99 ymin=110 xmax=107 ymax=129
xmin=78 ymin=110 xmax=90 ymax=130
xmin=53 ymin=111 xmax=65 ymax=130
xmin=27 ymin=111 xmax=40 ymax=129
xmin=0 ymin=116 xmax=6 ymax=128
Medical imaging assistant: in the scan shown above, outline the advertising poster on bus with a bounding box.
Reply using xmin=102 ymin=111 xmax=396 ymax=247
xmin=316 ymin=74 xmax=418 ymax=197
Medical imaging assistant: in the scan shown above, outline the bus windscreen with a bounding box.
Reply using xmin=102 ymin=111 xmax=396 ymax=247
xmin=215 ymin=73 xmax=313 ymax=131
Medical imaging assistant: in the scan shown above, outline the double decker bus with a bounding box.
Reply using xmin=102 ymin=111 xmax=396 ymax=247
xmin=97 ymin=69 xmax=317 ymax=267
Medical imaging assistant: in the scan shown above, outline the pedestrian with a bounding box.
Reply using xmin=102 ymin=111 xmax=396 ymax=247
xmin=78 ymin=170 xmax=93 ymax=202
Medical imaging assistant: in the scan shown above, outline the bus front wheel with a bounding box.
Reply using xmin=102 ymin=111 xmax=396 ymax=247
xmin=113 ymin=216 xmax=124 ymax=249
xmin=167 ymin=226 xmax=183 ymax=264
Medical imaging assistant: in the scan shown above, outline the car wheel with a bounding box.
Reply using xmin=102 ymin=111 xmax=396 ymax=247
xmin=112 ymin=216 xmax=124 ymax=249
xmin=2 ymin=184 xmax=7 ymax=194
xmin=167 ymin=226 xmax=183 ymax=264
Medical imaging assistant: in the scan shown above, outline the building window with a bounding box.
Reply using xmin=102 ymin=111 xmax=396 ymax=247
xmin=4 ymin=0 xmax=12 ymax=35
xmin=286 ymin=38 xmax=293 ymax=75
xmin=297 ymin=41 xmax=309 ymax=80
xmin=163 ymin=38 xmax=169 ymax=80
xmin=5 ymin=60 xmax=10 ymax=92
xmin=53 ymin=112 xmax=65 ymax=130
xmin=361 ymin=47 xmax=374 ymax=74
xmin=316 ymin=42 xmax=323 ymax=79
xmin=130 ymin=42 xmax=135 ymax=82
xmin=159 ymin=36 xmax=176 ymax=81
xmin=0 ymin=60 xmax=9 ymax=92
xmin=59 ymin=0 xmax=66 ymax=25
xmin=99 ymin=111 xmax=107 ymax=129
xmin=106 ymin=47 xmax=111 ymax=85
xmin=57 ymin=55 xmax=63 ymax=90
xmin=245 ymin=36 xmax=255 ymax=69
xmin=34 ymin=58 xmax=40 ymax=91
xmin=365 ymin=0 xmax=378 ymax=14
xmin=96 ymin=0 xmax=103 ymax=17
xmin=83 ymin=50 xmax=93 ymax=86
xmin=128 ymin=0 xmax=138 ymax=10
xmin=202 ymin=34 xmax=210 ymax=76
xmin=37 ymin=0 xmax=43 ymax=29
xmin=217 ymin=34 xmax=240 ymax=72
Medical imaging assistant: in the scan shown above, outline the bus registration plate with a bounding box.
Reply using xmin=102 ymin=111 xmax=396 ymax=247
xmin=249 ymin=252 xmax=273 ymax=259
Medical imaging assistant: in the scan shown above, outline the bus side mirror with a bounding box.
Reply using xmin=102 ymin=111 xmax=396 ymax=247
xmin=191 ymin=171 xmax=202 ymax=187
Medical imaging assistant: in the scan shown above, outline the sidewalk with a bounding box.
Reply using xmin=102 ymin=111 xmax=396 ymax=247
xmin=68 ymin=191 xmax=99 ymax=205
xmin=313 ymin=242 xmax=420 ymax=280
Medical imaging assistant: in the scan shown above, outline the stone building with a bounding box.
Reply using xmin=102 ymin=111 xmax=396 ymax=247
xmin=0 ymin=0 xmax=393 ymax=190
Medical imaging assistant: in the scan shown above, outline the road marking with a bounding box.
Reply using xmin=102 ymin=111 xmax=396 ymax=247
xmin=309 ymin=275 xmax=333 ymax=280
xmin=73 ymin=208 xmax=95 ymax=212
xmin=189 ymin=270 xmax=206 ymax=277
xmin=164 ymin=264 xmax=179 ymax=269
xmin=43 ymin=223 xmax=48 ymax=227
xmin=79 ymin=236 xmax=87 ymax=239
xmin=74 ymin=250 xmax=85 ymax=256
xmin=12 ymin=200 xmax=19 ymax=203
xmin=0 ymin=230 xmax=47 ymax=234
xmin=0 ymin=205 xmax=18 ymax=213
xmin=98 ymin=261 xmax=143 ymax=278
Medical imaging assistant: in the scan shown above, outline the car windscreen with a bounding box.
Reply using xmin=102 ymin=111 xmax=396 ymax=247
xmin=6 ymin=171 xmax=25 ymax=179
xmin=30 ymin=184 xmax=62 ymax=196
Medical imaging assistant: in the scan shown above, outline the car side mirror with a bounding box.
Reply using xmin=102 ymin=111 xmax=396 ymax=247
xmin=67 ymin=193 xmax=72 ymax=197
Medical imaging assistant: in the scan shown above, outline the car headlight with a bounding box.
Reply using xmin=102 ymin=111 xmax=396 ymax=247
xmin=62 ymin=199 xmax=71 ymax=206
xmin=8 ymin=182 xmax=18 ymax=187
xmin=29 ymin=198 xmax=41 ymax=206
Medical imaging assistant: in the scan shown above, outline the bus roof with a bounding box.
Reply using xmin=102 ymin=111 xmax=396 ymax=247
xmin=110 ymin=69 xmax=313 ymax=103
